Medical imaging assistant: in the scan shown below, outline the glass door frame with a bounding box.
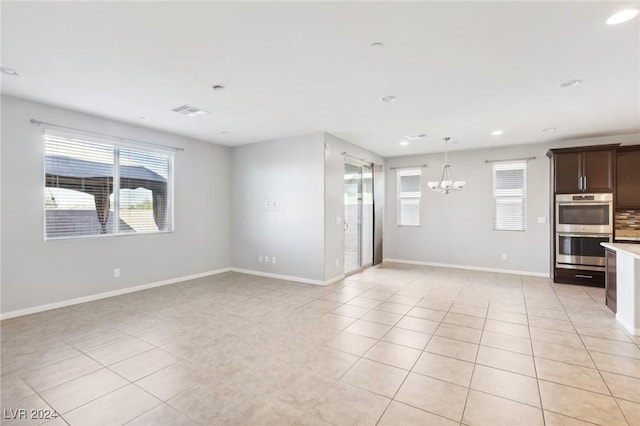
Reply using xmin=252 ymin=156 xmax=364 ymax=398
xmin=344 ymin=159 xmax=373 ymax=276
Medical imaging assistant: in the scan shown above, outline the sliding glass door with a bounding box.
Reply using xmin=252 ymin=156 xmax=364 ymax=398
xmin=344 ymin=161 xmax=373 ymax=275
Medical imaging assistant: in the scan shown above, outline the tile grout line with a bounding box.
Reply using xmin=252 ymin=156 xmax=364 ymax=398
xmin=522 ymin=275 xmax=546 ymax=426
xmin=373 ymin=274 xmax=447 ymax=426
xmin=458 ymin=281 xmax=489 ymax=426
xmin=548 ymin=280 xmax=632 ymax=426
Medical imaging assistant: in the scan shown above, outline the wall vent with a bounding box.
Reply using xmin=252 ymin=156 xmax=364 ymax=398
xmin=171 ymin=104 xmax=210 ymax=117
xmin=406 ymin=133 xmax=428 ymax=141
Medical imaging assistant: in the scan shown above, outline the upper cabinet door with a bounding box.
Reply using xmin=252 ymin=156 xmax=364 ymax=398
xmin=583 ymin=150 xmax=614 ymax=193
xmin=555 ymin=152 xmax=582 ymax=193
xmin=616 ymin=148 xmax=640 ymax=208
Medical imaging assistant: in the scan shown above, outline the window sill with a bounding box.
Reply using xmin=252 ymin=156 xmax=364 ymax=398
xmin=45 ymin=230 xmax=174 ymax=242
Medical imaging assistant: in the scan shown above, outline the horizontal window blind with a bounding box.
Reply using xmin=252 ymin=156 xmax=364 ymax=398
xmin=493 ymin=161 xmax=526 ymax=231
xmin=119 ymin=147 xmax=171 ymax=234
xmin=397 ymin=168 xmax=422 ymax=226
xmin=45 ymin=131 xmax=173 ymax=240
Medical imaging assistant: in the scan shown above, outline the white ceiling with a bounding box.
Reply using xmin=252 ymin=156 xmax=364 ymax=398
xmin=1 ymin=1 xmax=639 ymax=157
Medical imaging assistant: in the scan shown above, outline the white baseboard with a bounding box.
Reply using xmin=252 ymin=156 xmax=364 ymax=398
xmin=616 ymin=314 xmax=640 ymax=337
xmin=383 ymin=258 xmax=550 ymax=278
xmin=230 ymin=267 xmax=327 ymax=286
xmin=325 ymin=274 xmax=345 ymax=285
xmin=0 ymin=267 xmax=231 ymax=320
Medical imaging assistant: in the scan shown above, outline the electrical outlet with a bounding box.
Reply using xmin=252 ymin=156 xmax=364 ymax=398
xmin=335 ymin=258 xmax=340 ymax=267
xmin=113 ymin=268 xmax=120 ymax=278
xmin=501 ymin=254 xmax=508 ymax=261
xmin=265 ymin=256 xmax=270 ymax=263
xmin=272 ymin=257 xmax=277 ymax=264
xmin=258 ymin=255 xmax=262 ymax=262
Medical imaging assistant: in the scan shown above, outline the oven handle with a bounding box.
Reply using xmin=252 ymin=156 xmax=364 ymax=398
xmin=556 ymin=202 xmax=612 ymax=206
xmin=557 ymin=232 xmax=611 ymax=238
xmin=557 ymin=233 xmax=612 ymax=238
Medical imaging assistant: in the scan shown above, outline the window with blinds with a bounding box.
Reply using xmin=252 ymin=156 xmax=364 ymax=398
xmin=44 ymin=131 xmax=174 ymax=239
xmin=397 ymin=168 xmax=422 ymax=226
xmin=493 ymin=161 xmax=526 ymax=231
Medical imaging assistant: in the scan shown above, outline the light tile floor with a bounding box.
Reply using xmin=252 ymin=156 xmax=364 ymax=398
xmin=2 ymin=263 xmax=640 ymax=425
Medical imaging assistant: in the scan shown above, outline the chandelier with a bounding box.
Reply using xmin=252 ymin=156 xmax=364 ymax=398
xmin=427 ymin=137 xmax=466 ymax=194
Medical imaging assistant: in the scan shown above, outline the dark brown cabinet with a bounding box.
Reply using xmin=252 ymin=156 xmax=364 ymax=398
xmin=552 ymin=147 xmax=616 ymax=193
xmin=554 ymin=268 xmax=605 ymax=288
xmin=605 ymin=249 xmax=617 ymax=313
xmin=583 ymin=150 xmax=615 ymax=192
xmin=616 ymin=146 xmax=640 ymax=208
xmin=554 ymin=152 xmax=582 ymax=193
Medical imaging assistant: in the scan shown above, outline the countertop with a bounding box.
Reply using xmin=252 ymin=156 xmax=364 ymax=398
xmin=602 ymin=243 xmax=640 ymax=259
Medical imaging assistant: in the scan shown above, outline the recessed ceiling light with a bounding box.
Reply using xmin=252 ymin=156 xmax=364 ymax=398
xmin=0 ymin=67 xmax=19 ymax=76
xmin=212 ymin=84 xmax=225 ymax=91
xmin=381 ymin=95 xmax=397 ymax=102
xmin=138 ymin=116 xmax=147 ymax=120
xmin=560 ymin=79 xmax=582 ymax=87
xmin=399 ymin=141 xmax=409 ymax=146
xmin=491 ymin=129 xmax=504 ymax=136
xmin=220 ymin=131 xmax=230 ymax=134
xmin=542 ymin=127 xmax=557 ymax=132
xmin=371 ymin=42 xmax=384 ymax=48
xmin=171 ymin=104 xmax=211 ymax=117
xmin=606 ymin=8 xmax=639 ymax=25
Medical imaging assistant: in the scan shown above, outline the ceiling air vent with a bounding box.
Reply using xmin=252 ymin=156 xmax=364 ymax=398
xmin=171 ymin=104 xmax=210 ymax=117
xmin=406 ymin=133 xmax=428 ymax=141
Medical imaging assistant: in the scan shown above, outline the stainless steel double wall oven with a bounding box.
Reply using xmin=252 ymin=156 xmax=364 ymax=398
xmin=555 ymin=193 xmax=613 ymax=271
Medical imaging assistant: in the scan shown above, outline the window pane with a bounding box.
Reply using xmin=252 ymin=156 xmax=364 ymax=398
xmin=119 ymin=147 xmax=171 ymax=233
xmin=45 ymin=136 xmax=115 ymax=238
xmin=399 ymin=199 xmax=420 ymax=226
xmin=399 ymin=174 xmax=421 ymax=193
xmin=494 ymin=198 xmax=525 ymax=230
xmin=493 ymin=162 xmax=526 ymax=231
xmin=495 ymin=169 xmax=524 ymax=190
xmin=44 ymin=132 xmax=174 ymax=240
xmin=397 ymin=169 xmax=422 ymax=226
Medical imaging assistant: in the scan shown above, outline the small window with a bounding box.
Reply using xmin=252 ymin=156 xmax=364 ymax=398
xmin=45 ymin=131 xmax=173 ymax=239
xmin=493 ymin=161 xmax=526 ymax=231
xmin=397 ymin=168 xmax=422 ymax=226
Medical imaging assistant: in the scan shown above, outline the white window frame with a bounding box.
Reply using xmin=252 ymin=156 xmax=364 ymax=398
xmin=397 ymin=168 xmax=422 ymax=227
xmin=44 ymin=130 xmax=175 ymax=240
xmin=493 ymin=161 xmax=526 ymax=231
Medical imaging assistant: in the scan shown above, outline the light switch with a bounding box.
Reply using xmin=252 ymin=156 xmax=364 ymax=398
xmin=537 ymin=216 xmax=547 ymax=224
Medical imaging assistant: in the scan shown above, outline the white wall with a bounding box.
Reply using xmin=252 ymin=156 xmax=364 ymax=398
xmin=323 ymin=133 xmax=384 ymax=281
xmin=0 ymin=95 xmax=231 ymax=315
xmin=230 ymin=133 xmax=326 ymax=282
xmin=384 ymin=133 xmax=640 ymax=276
